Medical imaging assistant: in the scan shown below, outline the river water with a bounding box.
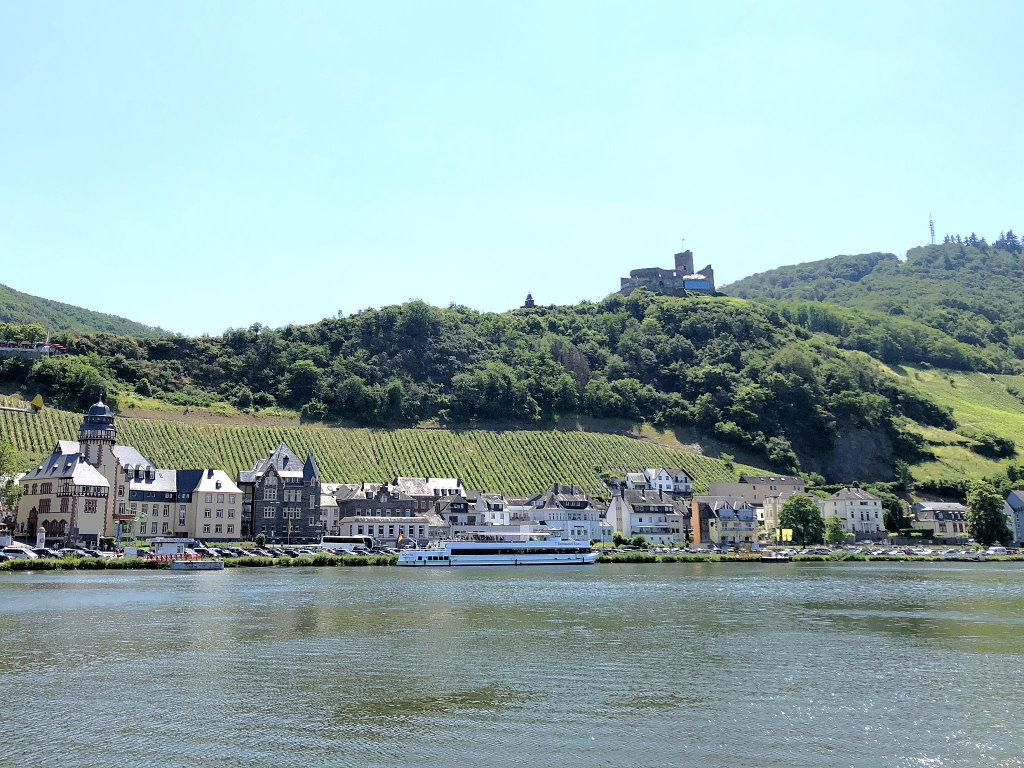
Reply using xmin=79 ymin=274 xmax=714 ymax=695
xmin=1 ymin=562 xmax=1022 ymax=768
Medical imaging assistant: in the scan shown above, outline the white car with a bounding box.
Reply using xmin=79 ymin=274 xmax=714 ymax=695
xmin=2 ymin=547 xmax=39 ymax=559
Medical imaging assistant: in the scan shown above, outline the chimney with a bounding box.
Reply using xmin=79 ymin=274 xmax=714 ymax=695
xmin=207 ymin=468 xmax=214 ymax=478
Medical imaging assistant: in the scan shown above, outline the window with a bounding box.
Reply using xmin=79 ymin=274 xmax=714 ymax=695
xmin=228 ymin=509 xmax=235 ymax=518
xmin=204 ymin=509 xmax=212 ymax=518
xmin=40 ymin=482 xmax=52 ymax=494
xmin=205 ymin=493 xmax=213 ymax=503
xmin=215 ymin=525 xmax=222 ymax=533
xmin=308 ymin=518 xmax=317 ymax=527
xmin=217 ymin=494 xmax=224 ymax=504
xmin=263 ymin=509 xmax=275 ymax=519
xmin=84 ymin=499 xmax=97 ymax=514
xmin=151 ymin=522 xmax=158 ymax=534
xmin=163 ymin=505 xmax=170 ymax=517
xmin=118 ymin=485 xmax=124 ymax=496
xmin=118 ymin=503 xmax=126 ymax=514
xmin=131 ymin=503 xmax=138 ymax=514
xmin=216 ymin=509 xmax=224 ymax=518
xmin=229 ymin=494 xmax=236 ymax=504
xmin=142 ymin=504 xmax=148 ymax=515
xmin=264 ymin=486 xmax=278 ymax=501
xmin=203 ymin=524 xmax=211 ymax=533
xmin=227 ymin=525 xmax=235 ymax=533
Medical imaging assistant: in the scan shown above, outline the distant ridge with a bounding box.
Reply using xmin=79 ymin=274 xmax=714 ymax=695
xmin=0 ymin=282 xmax=167 ymax=338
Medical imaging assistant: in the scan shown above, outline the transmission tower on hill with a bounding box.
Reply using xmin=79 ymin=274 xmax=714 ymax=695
xmin=929 ymin=214 xmax=936 ymax=245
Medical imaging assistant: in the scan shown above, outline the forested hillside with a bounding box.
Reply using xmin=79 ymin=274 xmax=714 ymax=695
xmin=724 ymin=236 xmax=1024 ymax=372
xmin=0 ymin=294 xmax=954 ymax=481
xmin=0 ymin=283 xmax=166 ymax=338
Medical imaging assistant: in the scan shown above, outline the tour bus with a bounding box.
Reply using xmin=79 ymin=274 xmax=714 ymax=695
xmin=319 ymin=535 xmax=376 ymax=554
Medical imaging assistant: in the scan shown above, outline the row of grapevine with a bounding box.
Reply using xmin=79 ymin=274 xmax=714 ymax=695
xmin=0 ymin=405 xmax=765 ymax=497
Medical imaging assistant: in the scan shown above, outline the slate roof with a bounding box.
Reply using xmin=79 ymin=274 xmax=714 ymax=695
xmin=740 ymin=475 xmax=804 ymax=484
xmin=238 ymin=442 xmax=315 ymax=484
xmin=128 ymin=468 xmax=178 ymax=493
xmin=826 ymin=488 xmax=880 ymax=502
xmin=113 ymin=446 xmax=156 ymax=470
xmin=23 ymin=451 xmax=108 ymax=487
xmin=913 ymin=501 xmax=967 ymax=513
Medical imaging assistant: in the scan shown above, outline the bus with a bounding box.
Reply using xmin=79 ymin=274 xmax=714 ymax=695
xmin=319 ymin=535 xmax=376 ymax=553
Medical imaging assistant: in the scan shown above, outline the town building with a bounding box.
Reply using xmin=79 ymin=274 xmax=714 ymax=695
xmin=690 ymin=496 xmax=758 ymax=549
xmin=607 ymin=488 xmax=686 ymax=545
xmin=129 ymin=468 xmax=243 ymax=540
xmin=708 ymin=475 xmax=806 ymax=506
xmin=392 ymin=477 xmax=465 ymax=510
xmin=339 ymin=514 xmax=444 ymax=546
xmin=910 ymin=501 xmax=968 ymax=542
xmin=820 ymin=487 xmax=884 ymax=540
xmin=641 ymin=468 xmax=694 ymax=495
xmin=237 ymin=443 xmax=322 ymax=543
xmin=1003 ymin=491 xmax=1024 ymax=546
xmin=528 ymin=484 xmax=609 ymax=542
xmin=618 ymin=248 xmax=716 ymax=297
xmin=14 ymin=401 xmax=153 ymax=545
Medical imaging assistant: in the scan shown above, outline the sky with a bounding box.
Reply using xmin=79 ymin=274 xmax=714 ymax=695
xmin=2 ymin=1 xmax=1023 ymax=335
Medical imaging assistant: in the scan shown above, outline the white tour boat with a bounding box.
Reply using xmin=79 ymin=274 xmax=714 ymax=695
xmin=169 ymin=559 xmax=225 ymax=571
xmin=396 ymin=530 xmax=599 ymax=567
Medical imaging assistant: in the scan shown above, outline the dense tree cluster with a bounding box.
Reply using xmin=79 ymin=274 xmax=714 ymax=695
xmin=0 ymin=293 xmax=950 ymax=479
xmin=726 ymin=237 xmax=1024 ymax=373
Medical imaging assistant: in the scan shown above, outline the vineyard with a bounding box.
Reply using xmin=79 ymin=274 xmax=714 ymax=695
xmin=0 ymin=395 xmax=763 ymax=497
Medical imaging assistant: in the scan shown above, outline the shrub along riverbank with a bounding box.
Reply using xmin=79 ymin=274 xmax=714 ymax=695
xmin=3 ymin=551 xmax=1023 ymax=572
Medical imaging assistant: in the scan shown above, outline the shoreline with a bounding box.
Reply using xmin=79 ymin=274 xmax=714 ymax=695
xmin=2 ymin=550 xmax=1022 ymax=572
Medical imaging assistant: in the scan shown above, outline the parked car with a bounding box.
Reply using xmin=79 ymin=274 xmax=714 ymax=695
xmin=31 ymin=547 xmax=63 ymax=558
xmin=2 ymin=547 xmax=38 ymax=559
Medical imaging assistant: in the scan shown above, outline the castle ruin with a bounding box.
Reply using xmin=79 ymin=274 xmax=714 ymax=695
xmin=618 ymin=248 xmax=716 ymax=297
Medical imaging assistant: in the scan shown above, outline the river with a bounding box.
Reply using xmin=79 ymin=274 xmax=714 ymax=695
xmin=1 ymin=562 xmax=1022 ymax=768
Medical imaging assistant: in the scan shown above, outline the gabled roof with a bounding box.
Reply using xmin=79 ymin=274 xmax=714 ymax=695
xmin=112 ymin=446 xmax=156 ymax=471
xmin=128 ymin=468 xmax=178 ymax=493
xmin=912 ymin=501 xmax=967 ymax=512
xmin=239 ymin=442 xmax=304 ymax=483
xmin=827 ymin=487 xmax=880 ymax=502
xmin=740 ymin=475 xmax=804 ymax=484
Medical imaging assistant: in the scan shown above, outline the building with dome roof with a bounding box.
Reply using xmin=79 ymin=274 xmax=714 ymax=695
xmin=14 ymin=400 xmax=156 ymax=545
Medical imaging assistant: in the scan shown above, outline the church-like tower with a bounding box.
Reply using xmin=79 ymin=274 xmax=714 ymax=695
xmin=78 ymin=400 xmax=116 ymax=468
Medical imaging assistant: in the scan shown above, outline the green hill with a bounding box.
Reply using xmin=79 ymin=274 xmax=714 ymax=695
xmin=0 ymin=282 xmax=166 ymax=338
xmin=0 ymin=395 xmax=762 ymax=498
xmin=723 ymin=237 xmax=1024 ymax=373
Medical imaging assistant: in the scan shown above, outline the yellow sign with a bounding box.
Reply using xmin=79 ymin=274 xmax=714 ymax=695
xmin=776 ymin=528 xmax=794 ymax=542
xmin=30 ymin=394 xmax=43 ymax=412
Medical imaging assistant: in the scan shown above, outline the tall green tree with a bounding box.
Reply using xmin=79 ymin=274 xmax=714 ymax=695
xmin=966 ymin=480 xmax=1011 ymax=547
xmin=824 ymin=514 xmax=847 ymax=545
xmin=779 ymin=493 xmax=825 ymax=546
xmin=0 ymin=439 xmax=24 ymax=520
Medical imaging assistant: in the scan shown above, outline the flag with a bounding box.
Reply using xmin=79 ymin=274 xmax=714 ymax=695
xmin=397 ymin=532 xmax=405 ymax=544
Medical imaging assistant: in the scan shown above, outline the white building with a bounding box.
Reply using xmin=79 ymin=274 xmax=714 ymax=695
xmin=607 ymin=488 xmax=688 ymax=545
xmin=1003 ymin=491 xmax=1024 ymax=546
xmin=528 ymin=484 xmax=609 ymax=542
xmin=820 ymin=487 xmax=884 ymax=540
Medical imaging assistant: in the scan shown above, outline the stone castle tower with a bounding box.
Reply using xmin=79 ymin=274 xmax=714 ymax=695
xmin=674 ymin=249 xmax=695 ymax=275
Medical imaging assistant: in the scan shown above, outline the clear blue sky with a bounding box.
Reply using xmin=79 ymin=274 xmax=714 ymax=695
xmin=2 ymin=1 xmax=1021 ymax=335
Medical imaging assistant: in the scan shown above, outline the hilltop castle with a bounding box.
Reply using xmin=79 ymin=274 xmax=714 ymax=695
xmin=618 ymin=248 xmax=716 ymax=297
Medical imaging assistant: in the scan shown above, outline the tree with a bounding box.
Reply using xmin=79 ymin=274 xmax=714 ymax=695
xmin=629 ymin=535 xmax=648 ymax=548
xmin=0 ymin=438 xmax=24 ymax=520
xmin=612 ymin=532 xmax=628 ymax=546
xmin=779 ymin=494 xmax=825 ymax=546
xmin=966 ymin=480 xmax=1011 ymax=547
xmin=255 ymin=533 xmax=266 ymax=548
xmin=824 ymin=515 xmax=847 ymax=545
